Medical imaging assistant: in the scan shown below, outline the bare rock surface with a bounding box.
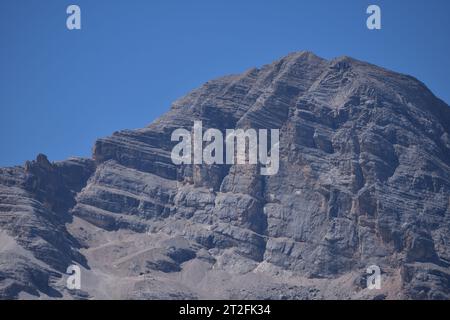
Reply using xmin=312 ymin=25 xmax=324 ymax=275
xmin=1 ymin=51 xmax=450 ymax=299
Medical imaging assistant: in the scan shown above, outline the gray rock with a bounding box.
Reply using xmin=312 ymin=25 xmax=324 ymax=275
xmin=1 ymin=51 xmax=450 ymax=299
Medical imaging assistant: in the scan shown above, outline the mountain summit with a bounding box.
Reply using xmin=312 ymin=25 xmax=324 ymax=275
xmin=1 ymin=51 xmax=450 ymax=299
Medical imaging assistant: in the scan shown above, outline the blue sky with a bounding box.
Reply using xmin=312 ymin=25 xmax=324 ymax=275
xmin=1 ymin=0 xmax=449 ymax=166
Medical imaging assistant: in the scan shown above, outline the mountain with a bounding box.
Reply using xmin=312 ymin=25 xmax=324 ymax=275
xmin=1 ymin=51 xmax=450 ymax=299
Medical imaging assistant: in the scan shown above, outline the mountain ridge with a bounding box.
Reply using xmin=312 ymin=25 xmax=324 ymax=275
xmin=1 ymin=51 xmax=450 ymax=299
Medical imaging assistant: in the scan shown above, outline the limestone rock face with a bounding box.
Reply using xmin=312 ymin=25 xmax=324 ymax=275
xmin=1 ymin=52 xmax=450 ymax=299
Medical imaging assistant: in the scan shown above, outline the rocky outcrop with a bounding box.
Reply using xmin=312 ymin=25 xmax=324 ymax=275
xmin=0 ymin=156 xmax=95 ymax=298
xmin=1 ymin=51 xmax=449 ymax=299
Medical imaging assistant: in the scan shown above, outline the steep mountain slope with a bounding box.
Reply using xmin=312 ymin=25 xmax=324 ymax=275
xmin=1 ymin=51 xmax=450 ymax=299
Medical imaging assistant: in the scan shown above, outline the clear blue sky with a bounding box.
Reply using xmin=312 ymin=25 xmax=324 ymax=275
xmin=1 ymin=0 xmax=449 ymax=166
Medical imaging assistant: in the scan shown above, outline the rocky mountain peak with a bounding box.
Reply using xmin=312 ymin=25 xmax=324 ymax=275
xmin=1 ymin=51 xmax=450 ymax=299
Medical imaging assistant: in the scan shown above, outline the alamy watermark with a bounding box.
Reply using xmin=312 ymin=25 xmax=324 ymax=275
xmin=66 ymin=264 xmax=81 ymax=290
xmin=171 ymin=121 xmax=279 ymax=176
xmin=367 ymin=5 xmax=381 ymax=30
xmin=366 ymin=265 xmax=381 ymax=290
xmin=66 ymin=5 xmax=81 ymax=30
xmin=65 ymin=5 xmax=379 ymax=31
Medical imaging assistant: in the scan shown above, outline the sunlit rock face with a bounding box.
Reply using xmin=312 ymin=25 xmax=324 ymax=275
xmin=1 ymin=51 xmax=450 ymax=300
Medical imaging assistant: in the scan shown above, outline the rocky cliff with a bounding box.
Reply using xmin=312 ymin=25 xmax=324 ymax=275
xmin=1 ymin=51 xmax=450 ymax=299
